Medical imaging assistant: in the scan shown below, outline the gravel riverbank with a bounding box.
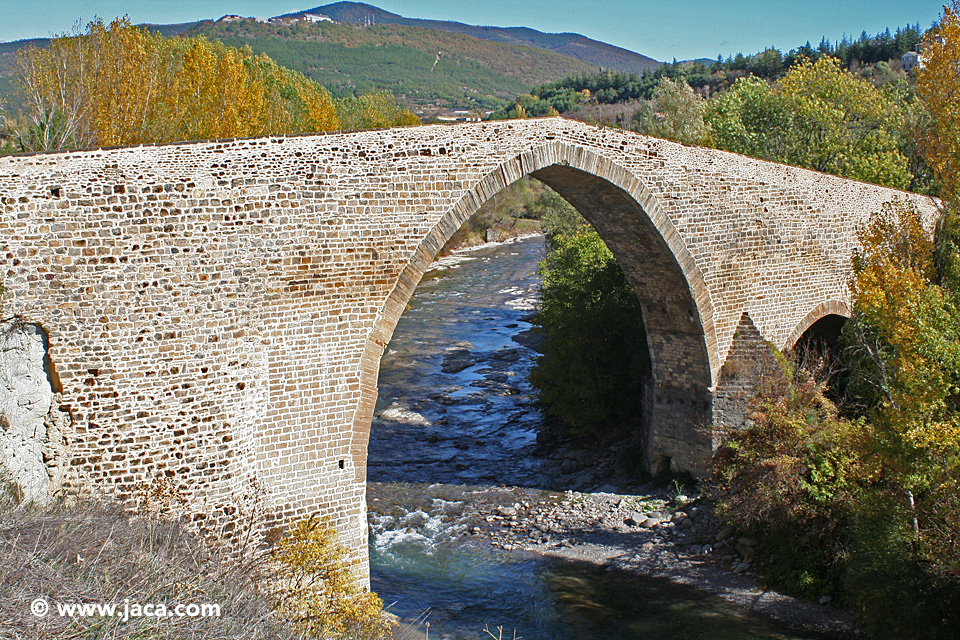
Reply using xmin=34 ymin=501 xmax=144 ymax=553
xmin=454 ymin=474 xmax=857 ymax=638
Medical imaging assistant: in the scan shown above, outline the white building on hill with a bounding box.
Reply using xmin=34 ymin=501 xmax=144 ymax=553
xmin=901 ymin=51 xmax=922 ymax=72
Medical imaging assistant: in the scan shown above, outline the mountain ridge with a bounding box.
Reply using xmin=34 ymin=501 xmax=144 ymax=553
xmin=281 ymin=2 xmax=662 ymax=72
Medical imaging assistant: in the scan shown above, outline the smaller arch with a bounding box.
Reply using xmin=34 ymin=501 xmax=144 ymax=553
xmin=782 ymin=300 xmax=851 ymax=352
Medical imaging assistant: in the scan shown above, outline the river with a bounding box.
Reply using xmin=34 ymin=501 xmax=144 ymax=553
xmin=366 ymin=235 xmax=841 ymax=640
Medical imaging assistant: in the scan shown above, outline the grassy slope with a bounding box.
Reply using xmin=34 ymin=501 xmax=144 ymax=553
xmin=187 ymin=20 xmax=597 ymax=109
xmin=0 ymin=499 xmax=290 ymax=639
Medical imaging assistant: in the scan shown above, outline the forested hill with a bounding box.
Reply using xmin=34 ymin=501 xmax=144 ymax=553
xmin=186 ymin=19 xmax=598 ymax=110
xmin=280 ymin=2 xmax=661 ymax=73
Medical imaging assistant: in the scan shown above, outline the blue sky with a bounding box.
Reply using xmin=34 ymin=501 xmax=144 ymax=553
xmin=0 ymin=0 xmax=947 ymax=61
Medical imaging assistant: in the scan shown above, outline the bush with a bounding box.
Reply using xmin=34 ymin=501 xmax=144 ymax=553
xmin=269 ymin=516 xmax=393 ymax=640
xmin=712 ymin=351 xmax=867 ymax=599
xmin=530 ymin=225 xmax=649 ymax=439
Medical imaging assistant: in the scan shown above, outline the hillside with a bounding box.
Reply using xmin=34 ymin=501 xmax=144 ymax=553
xmin=186 ymin=19 xmax=599 ymax=110
xmin=283 ymin=2 xmax=661 ymax=73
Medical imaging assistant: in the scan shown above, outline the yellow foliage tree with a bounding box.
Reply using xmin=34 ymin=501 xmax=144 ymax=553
xmin=270 ymin=516 xmax=393 ymax=640
xmin=14 ymin=18 xmax=345 ymax=150
xmin=917 ymin=0 xmax=960 ymax=202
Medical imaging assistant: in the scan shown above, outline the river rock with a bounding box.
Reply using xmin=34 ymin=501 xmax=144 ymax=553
xmin=491 ymin=348 xmax=521 ymax=362
xmin=736 ymin=542 xmax=757 ymax=562
xmin=497 ymin=506 xmax=518 ymax=517
xmin=640 ymin=517 xmax=660 ymax=529
xmin=379 ymin=404 xmax=430 ymax=425
xmin=512 ymin=328 xmax=545 ymax=351
xmin=441 ymin=347 xmax=475 ymax=373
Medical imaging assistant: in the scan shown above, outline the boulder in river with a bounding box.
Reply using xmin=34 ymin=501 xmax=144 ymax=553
xmin=441 ymin=347 xmax=475 ymax=373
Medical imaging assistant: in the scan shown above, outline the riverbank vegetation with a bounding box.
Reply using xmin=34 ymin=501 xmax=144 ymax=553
xmin=0 ymin=18 xmax=418 ymax=154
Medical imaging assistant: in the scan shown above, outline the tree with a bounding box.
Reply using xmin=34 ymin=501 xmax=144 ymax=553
xmin=838 ymin=200 xmax=960 ymax=638
xmin=13 ymin=18 xmax=349 ymax=150
xmin=530 ymin=226 xmax=649 ymax=439
xmin=916 ymin=0 xmax=960 ymax=202
xmin=334 ymin=91 xmax=420 ymax=131
xmin=636 ymin=77 xmax=712 ymax=146
xmin=707 ymin=57 xmax=912 ymax=189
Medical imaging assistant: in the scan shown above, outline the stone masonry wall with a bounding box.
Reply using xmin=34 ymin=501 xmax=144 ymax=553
xmin=0 ymin=118 xmax=940 ymax=577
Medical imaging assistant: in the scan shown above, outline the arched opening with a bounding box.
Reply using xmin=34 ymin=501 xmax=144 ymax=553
xmin=352 ymin=145 xmax=716 ymax=488
xmin=792 ymin=314 xmax=847 ymax=354
xmin=363 ymin=159 xmax=714 ymax=637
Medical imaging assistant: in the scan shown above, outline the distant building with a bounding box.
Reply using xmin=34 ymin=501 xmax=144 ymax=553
xmin=901 ymin=51 xmax=922 ymax=72
xmin=217 ymin=15 xmax=245 ymax=23
xmin=434 ymin=108 xmax=481 ymax=123
xmin=302 ymin=13 xmax=335 ymax=23
xmin=268 ymin=13 xmax=336 ymax=25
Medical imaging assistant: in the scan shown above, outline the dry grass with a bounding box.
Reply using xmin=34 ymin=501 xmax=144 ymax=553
xmin=0 ymin=487 xmax=293 ymax=640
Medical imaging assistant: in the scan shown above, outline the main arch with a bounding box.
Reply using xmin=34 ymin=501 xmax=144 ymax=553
xmin=352 ymin=144 xmax=717 ymax=491
xmin=0 ymin=118 xmax=940 ymax=576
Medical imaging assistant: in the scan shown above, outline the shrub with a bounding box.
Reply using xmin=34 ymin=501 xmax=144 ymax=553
xmin=712 ymin=351 xmax=867 ymax=599
xmin=269 ymin=516 xmax=393 ymax=640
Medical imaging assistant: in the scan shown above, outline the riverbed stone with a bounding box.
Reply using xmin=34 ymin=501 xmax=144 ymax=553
xmin=441 ymin=347 xmax=475 ymax=373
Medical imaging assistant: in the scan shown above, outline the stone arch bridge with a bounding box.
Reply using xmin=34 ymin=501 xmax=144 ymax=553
xmin=0 ymin=118 xmax=937 ymax=572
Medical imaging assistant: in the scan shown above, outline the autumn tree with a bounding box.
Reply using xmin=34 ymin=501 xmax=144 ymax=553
xmin=12 ymin=18 xmax=362 ymax=150
xmin=916 ymin=0 xmax=960 ymax=202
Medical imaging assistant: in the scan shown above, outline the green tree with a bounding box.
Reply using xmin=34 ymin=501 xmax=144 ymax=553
xmin=530 ymin=226 xmax=649 ymax=439
xmin=707 ymin=57 xmax=912 ymax=189
xmin=636 ymin=77 xmax=712 ymax=145
xmin=333 ymin=91 xmax=420 ymax=131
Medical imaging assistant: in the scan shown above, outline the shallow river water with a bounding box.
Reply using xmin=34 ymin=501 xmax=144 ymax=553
xmin=366 ymin=235 xmax=835 ymax=640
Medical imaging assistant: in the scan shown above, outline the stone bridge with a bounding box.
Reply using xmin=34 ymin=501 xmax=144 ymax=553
xmin=0 ymin=118 xmax=938 ymax=573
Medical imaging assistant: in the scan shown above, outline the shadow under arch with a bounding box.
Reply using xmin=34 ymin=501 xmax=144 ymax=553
xmin=782 ymin=300 xmax=852 ymax=352
xmin=351 ymin=143 xmax=718 ymax=479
